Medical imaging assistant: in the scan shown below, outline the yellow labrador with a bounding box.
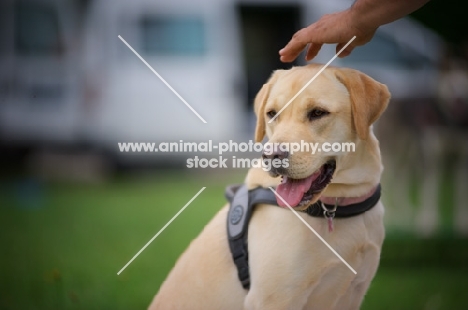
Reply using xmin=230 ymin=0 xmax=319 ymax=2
xmin=149 ymin=64 xmax=390 ymax=310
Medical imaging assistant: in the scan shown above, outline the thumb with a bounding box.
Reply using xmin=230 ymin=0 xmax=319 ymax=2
xmin=306 ymin=43 xmax=323 ymax=61
xmin=336 ymin=43 xmax=355 ymax=57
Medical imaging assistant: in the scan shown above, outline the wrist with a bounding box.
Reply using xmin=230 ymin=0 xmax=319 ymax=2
xmin=348 ymin=2 xmax=379 ymax=37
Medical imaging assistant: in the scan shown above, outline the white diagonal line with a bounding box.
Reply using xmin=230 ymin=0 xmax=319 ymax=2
xmin=269 ymin=36 xmax=356 ymax=123
xmin=117 ymin=187 xmax=206 ymax=275
xmin=269 ymin=187 xmax=357 ymax=274
xmin=118 ymin=35 xmax=207 ymax=124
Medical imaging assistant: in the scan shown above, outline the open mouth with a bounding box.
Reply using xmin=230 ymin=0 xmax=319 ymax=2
xmin=276 ymin=160 xmax=336 ymax=208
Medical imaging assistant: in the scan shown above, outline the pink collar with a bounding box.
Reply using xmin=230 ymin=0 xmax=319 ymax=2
xmin=320 ymin=184 xmax=380 ymax=206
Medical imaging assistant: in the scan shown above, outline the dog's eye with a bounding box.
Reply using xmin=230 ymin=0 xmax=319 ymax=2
xmin=266 ymin=110 xmax=277 ymax=119
xmin=307 ymin=108 xmax=329 ymax=121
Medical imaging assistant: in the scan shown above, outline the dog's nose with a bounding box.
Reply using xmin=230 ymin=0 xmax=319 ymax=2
xmin=262 ymin=149 xmax=289 ymax=161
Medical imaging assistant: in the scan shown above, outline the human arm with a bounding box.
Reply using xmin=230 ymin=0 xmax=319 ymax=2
xmin=279 ymin=0 xmax=431 ymax=62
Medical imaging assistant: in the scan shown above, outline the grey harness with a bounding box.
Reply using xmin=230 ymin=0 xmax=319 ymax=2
xmin=225 ymin=184 xmax=381 ymax=289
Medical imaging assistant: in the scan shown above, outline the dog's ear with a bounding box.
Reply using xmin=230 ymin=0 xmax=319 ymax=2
xmin=254 ymin=83 xmax=271 ymax=142
xmin=254 ymin=70 xmax=284 ymax=142
xmin=335 ymin=68 xmax=390 ymax=140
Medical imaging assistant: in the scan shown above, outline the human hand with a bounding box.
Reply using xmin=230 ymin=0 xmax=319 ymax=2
xmin=279 ymin=9 xmax=377 ymax=63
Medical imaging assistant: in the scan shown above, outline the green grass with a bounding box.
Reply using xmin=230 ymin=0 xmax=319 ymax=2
xmin=0 ymin=170 xmax=467 ymax=309
xmin=363 ymin=266 xmax=468 ymax=310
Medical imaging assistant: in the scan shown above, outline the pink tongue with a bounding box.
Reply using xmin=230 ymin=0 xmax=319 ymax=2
xmin=276 ymin=171 xmax=321 ymax=207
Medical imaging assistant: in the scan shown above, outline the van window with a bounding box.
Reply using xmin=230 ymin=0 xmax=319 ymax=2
xmin=140 ymin=15 xmax=205 ymax=56
xmin=14 ymin=2 xmax=62 ymax=56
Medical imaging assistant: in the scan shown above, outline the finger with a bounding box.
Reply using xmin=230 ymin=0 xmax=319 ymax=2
xmin=279 ymin=29 xmax=309 ymax=63
xmin=305 ymin=43 xmax=323 ymax=61
xmin=336 ymin=43 xmax=355 ymax=58
xmin=279 ymin=41 xmax=308 ymax=63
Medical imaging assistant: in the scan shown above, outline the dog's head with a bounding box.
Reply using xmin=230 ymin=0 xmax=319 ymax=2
xmin=254 ymin=64 xmax=390 ymax=209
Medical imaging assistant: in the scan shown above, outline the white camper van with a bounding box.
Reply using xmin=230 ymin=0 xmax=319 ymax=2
xmin=80 ymin=0 xmax=247 ymax=151
xmin=0 ymin=0 xmax=443 ymax=166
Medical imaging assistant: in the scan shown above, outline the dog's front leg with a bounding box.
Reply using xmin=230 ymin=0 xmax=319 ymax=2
xmin=243 ymin=206 xmax=326 ymax=310
xmin=244 ymin=284 xmax=316 ymax=310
